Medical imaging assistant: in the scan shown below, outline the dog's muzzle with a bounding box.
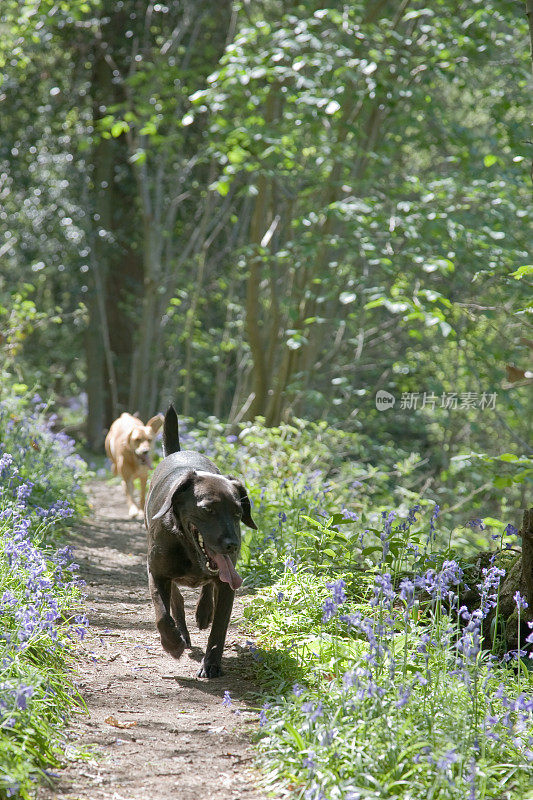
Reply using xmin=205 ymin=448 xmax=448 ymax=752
xmin=136 ymin=450 xmax=152 ymax=467
xmin=190 ymin=524 xmax=243 ymax=591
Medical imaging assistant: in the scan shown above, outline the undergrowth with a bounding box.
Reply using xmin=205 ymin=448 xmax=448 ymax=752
xmin=0 ymin=394 xmax=88 ymax=799
xmin=190 ymin=420 xmax=533 ymax=800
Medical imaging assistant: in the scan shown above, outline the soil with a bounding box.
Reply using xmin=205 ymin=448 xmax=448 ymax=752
xmin=38 ymin=480 xmax=267 ymax=800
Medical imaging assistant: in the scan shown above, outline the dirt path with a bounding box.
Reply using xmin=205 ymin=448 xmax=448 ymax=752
xmin=39 ymin=480 xmax=266 ymax=800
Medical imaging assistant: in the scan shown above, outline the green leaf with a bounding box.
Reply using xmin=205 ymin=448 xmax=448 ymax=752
xmin=362 ymin=546 xmax=382 ymax=557
xmin=111 ymin=120 xmax=129 ymax=138
xmin=211 ymin=177 xmax=231 ymax=196
xmin=284 ymin=722 xmax=305 ymax=750
xmin=493 ymin=476 xmax=513 ymax=488
xmin=510 ymin=265 xmax=533 ymax=280
xmin=139 ymin=120 xmax=157 ymax=136
xmin=129 ymin=150 xmax=146 ymax=165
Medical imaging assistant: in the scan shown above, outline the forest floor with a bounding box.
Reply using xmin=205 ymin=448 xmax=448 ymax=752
xmin=37 ymin=480 xmax=267 ymax=800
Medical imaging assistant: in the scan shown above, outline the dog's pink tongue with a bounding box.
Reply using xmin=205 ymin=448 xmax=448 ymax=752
xmin=212 ymin=554 xmax=243 ymax=591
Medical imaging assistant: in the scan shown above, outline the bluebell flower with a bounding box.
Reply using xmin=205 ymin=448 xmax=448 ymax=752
xmin=396 ymin=686 xmax=411 ymax=708
xmin=259 ymin=704 xmax=269 ymax=727
xmin=370 ymin=572 xmax=394 ymax=608
xmin=304 ymin=783 xmax=327 ymax=800
xmin=380 ymin=510 xmax=395 ymax=559
xmin=399 ymin=578 xmax=415 ymax=608
xmin=302 ymin=753 xmax=316 ymax=772
xmin=322 ymin=597 xmax=337 ymax=623
xmin=15 ymin=685 xmax=34 ymax=710
xmin=326 ymin=579 xmax=346 ymax=606
xmin=478 ymin=566 xmax=505 ymax=616
xmin=222 ymin=690 xmax=232 ymax=708
xmin=428 ymin=504 xmax=440 ymax=540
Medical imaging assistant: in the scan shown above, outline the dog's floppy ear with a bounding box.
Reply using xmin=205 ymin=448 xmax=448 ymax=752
xmin=152 ymin=470 xmax=196 ymax=520
xmin=229 ymin=478 xmax=257 ymax=530
xmin=147 ymin=414 xmax=164 ymax=434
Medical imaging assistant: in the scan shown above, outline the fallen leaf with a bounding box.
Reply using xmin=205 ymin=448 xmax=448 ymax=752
xmin=104 ymin=716 xmax=137 ymax=729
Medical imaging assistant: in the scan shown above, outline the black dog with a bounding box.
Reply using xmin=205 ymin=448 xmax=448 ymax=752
xmin=144 ymin=406 xmax=256 ymax=678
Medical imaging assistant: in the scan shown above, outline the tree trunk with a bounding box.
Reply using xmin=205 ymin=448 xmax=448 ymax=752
xmin=85 ymin=292 xmax=106 ymax=450
xmin=86 ymin=28 xmax=114 ymax=449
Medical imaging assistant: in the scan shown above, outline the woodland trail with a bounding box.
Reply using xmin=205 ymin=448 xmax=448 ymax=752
xmin=38 ymin=480 xmax=267 ymax=800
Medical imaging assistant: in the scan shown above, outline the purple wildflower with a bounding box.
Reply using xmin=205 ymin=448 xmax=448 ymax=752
xmin=15 ymin=685 xmax=34 ymax=710
xmin=399 ymin=578 xmax=415 ymax=609
xmin=259 ymin=703 xmax=269 ymax=727
xmin=396 ymin=686 xmax=412 ymax=709
xmin=370 ymin=572 xmax=394 ymax=608
xmin=380 ymin=510 xmax=395 ymax=560
xmin=222 ymin=690 xmax=232 ymax=708
xmin=322 ymin=597 xmax=337 ymax=623
xmin=326 ymin=579 xmax=347 ymax=606
xmin=478 ymin=566 xmax=505 ymax=617
xmin=284 ymin=556 xmax=296 ymax=573
xmin=429 ymin=504 xmax=440 ymax=541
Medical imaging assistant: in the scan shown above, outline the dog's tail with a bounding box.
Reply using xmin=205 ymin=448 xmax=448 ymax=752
xmin=163 ymin=404 xmax=181 ymax=456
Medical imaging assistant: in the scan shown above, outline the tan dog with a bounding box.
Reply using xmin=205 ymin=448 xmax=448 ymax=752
xmin=105 ymin=412 xmax=163 ymax=518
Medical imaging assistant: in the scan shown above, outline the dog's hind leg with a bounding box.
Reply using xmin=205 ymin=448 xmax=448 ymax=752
xmin=170 ymin=581 xmax=191 ymax=648
xmin=196 ymin=584 xmax=214 ymax=630
xmin=148 ymin=572 xmax=186 ymax=659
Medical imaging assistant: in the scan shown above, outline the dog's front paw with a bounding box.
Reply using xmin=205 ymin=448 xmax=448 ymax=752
xmin=128 ymin=505 xmax=140 ymax=519
xmin=197 ymin=660 xmax=223 ymax=679
xmin=179 ymin=628 xmax=192 ymax=648
xmin=157 ymin=619 xmax=186 ymax=660
xmin=196 ymin=605 xmax=213 ymax=631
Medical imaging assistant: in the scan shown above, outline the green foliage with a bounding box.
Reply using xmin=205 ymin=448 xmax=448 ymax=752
xmin=232 ymin=465 xmax=532 ymax=799
xmin=0 ymin=393 xmax=88 ymax=799
xmin=1 ymin=0 xmax=531 ymax=515
xmin=188 ymin=417 xmax=522 ymax=578
xmin=0 ymin=392 xmax=88 ymax=525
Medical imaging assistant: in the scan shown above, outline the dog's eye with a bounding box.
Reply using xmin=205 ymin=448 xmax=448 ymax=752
xmin=204 ymin=507 xmax=214 ymax=514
